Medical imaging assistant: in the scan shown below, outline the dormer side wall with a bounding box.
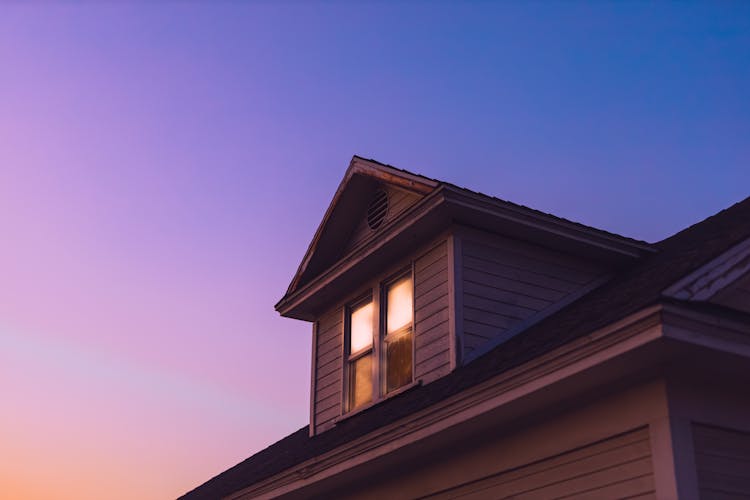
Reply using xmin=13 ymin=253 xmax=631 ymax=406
xmin=455 ymin=227 xmax=610 ymax=362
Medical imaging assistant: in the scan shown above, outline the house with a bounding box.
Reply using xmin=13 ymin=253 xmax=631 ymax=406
xmin=182 ymin=156 xmax=750 ymax=499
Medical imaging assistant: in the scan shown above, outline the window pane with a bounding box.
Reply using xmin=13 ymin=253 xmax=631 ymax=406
xmin=387 ymin=276 xmax=413 ymax=334
xmin=349 ymin=302 xmax=373 ymax=353
xmin=386 ymin=332 xmax=412 ymax=392
xmin=349 ymin=354 xmax=373 ymax=409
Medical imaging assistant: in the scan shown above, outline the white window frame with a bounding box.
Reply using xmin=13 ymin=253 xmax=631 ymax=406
xmin=343 ymin=265 xmax=415 ymax=414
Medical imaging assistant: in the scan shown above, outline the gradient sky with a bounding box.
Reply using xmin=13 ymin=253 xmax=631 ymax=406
xmin=0 ymin=3 xmax=748 ymax=499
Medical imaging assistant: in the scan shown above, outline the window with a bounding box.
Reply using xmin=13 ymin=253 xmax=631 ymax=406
xmin=384 ymin=275 xmax=413 ymax=392
xmin=347 ymin=299 xmax=374 ymax=410
xmin=345 ymin=272 xmax=414 ymax=412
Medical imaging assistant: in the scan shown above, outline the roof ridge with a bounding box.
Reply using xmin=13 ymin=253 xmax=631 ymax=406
xmin=354 ymin=155 xmax=651 ymax=247
xmin=656 ymin=195 xmax=750 ymax=249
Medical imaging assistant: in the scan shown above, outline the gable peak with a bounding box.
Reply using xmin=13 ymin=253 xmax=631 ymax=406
xmin=279 ymin=157 xmax=440 ymax=304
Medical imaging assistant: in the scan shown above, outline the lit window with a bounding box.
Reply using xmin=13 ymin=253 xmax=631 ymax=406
xmin=347 ymin=300 xmax=374 ymax=410
xmin=345 ymin=273 xmax=414 ymax=412
xmin=384 ymin=275 xmax=413 ymax=393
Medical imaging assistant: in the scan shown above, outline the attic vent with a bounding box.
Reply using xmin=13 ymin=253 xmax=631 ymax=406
xmin=367 ymin=190 xmax=389 ymax=230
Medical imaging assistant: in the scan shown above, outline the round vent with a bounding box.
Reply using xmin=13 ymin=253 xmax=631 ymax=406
xmin=367 ymin=190 xmax=389 ymax=230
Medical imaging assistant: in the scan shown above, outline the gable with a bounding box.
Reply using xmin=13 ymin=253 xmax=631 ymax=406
xmin=281 ymin=157 xmax=438 ymax=301
xmin=342 ymin=185 xmax=424 ymax=255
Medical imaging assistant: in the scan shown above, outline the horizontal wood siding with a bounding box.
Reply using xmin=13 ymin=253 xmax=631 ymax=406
xmin=414 ymin=241 xmax=451 ymax=384
xmin=345 ymin=186 xmax=422 ymax=254
xmin=461 ymin=232 xmax=604 ymax=358
xmin=313 ymin=307 xmax=343 ymax=433
xmin=427 ymin=427 xmax=655 ymax=499
xmin=693 ymin=424 xmax=750 ymax=498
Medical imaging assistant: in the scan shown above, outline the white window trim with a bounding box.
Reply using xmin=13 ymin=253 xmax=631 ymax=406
xmin=341 ymin=265 xmax=416 ymax=415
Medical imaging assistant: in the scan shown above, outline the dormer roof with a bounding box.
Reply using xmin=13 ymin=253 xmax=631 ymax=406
xmin=276 ymin=156 xmax=655 ymax=320
xmin=283 ymin=156 xmax=438 ymax=297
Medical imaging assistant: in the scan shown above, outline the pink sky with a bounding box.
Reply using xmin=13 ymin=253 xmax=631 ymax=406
xmin=1 ymin=3 xmax=748 ymax=499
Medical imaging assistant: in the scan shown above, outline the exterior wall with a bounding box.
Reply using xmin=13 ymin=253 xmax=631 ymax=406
xmin=458 ymin=228 xmax=606 ymax=359
xmin=312 ymin=306 xmax=344 ymax=433
xmin=312 ymin=225 xmax=613 ymax=434
xmin=311 ymin=236 xmax=453 ymax=435
xmin=693 ymin=424 xmax=750 ymax=498
xmin=284 ymin=379 xmax=671 ymax=500
xmin=426 ymin=428 xmax=654 ymax=499
xmin=344 ymin=186 xmax=423 ymax=254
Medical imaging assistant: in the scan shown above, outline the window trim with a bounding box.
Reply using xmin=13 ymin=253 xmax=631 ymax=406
xmin=342 ymin=266 xmax=415 ymax=414
xmin=380 ymin=268 xmax=415 ymax=396
xmin=344 ymin=293 xmax=376 ymax=412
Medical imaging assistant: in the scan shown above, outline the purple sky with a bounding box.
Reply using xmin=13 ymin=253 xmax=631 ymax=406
xmin=1 ymin=3 xmax=748 ymax=498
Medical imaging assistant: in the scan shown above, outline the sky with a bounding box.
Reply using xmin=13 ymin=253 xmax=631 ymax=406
xmin=0 ymin=2 xmax=748 ymax=499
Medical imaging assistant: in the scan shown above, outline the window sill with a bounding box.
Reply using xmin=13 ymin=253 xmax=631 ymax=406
xmin=333 ymin=379 xmax=423 ymax=425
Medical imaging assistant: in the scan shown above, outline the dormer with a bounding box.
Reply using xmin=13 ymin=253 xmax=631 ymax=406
xmin=276 ymin=157 xmax=655 ymax=436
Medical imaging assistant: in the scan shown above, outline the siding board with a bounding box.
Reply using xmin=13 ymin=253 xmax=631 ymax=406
xmin=463 ymin=267 xmax=568 ymax=302
xmin=315 ymin=377 xmax=340 ymax=398
xmin=317 ymin=347 xmax=341 ymax=367
xmin=416 ymin=336 xmax=450 ymax=363
xmin=415 ymin=284 xmax=449 ymax=313
xmin=417 ymin=318 xmax=450 ymax=347
xmin=415 ymin=308 xmax=450 ymax=335
xmin=463 ymin=255 xmax=580 ymax=293
xmin=463 ymin=280 xmax=551 ymax=312
xmin=415 ymin=243 xmax=448 ymax=273
xmin=464 ymin=236 xmax=600 ymax=277
xmin=415 ymin=267 xmax=450 ymax=298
